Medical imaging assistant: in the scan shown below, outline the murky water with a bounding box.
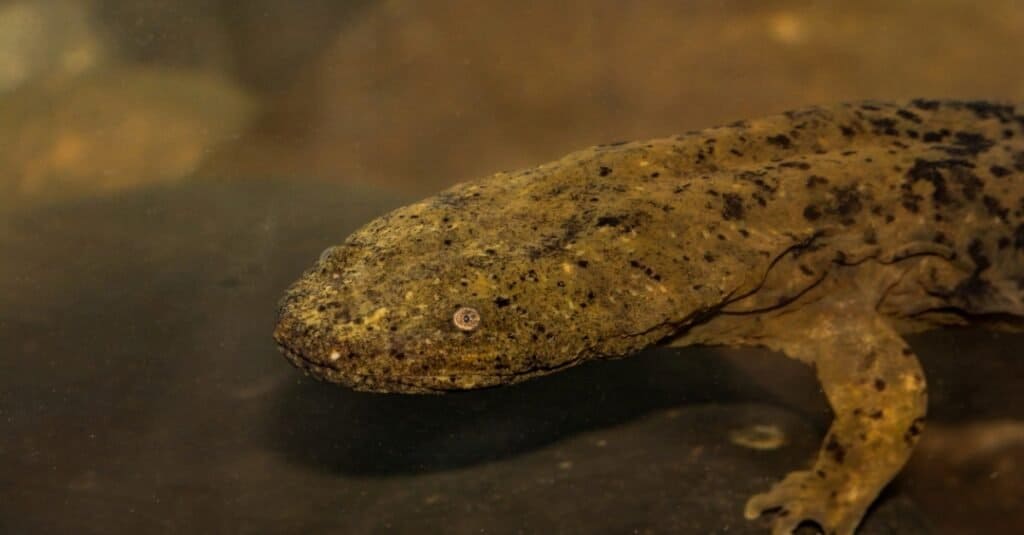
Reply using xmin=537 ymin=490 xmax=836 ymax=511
xmin=3 ymin=2 xmax=1024 ymax=534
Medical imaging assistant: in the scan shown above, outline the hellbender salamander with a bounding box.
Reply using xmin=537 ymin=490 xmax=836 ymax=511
xmin=274 ymin=100 xmax=1024 ymax=534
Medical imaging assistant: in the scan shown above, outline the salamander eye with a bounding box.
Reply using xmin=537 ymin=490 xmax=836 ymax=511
xmin=453 ymin=307 xmax=481 ymax=331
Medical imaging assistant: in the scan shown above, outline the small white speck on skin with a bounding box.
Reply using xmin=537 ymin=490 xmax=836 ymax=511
xmin=595 ymin=439 xmax=607 ymax=447
xmin=901 ymin=372 xmax=924 ymax=391
xmin=329 ymin=350 xmax=341 ymax=361
xmin=557 ymin=460 xmax=573 ymax=470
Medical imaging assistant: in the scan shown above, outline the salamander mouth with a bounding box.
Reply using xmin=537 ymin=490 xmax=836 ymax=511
xmin=275 ymin=343 xmax=527 ymax=394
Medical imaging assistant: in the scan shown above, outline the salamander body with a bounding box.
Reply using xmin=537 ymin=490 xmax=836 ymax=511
xmin=274 ymin=100 xmax=1024 ymax=534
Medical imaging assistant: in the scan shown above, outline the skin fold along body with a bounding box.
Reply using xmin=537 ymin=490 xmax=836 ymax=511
xmin=274 ymin=100 xmax=1024 ymax=535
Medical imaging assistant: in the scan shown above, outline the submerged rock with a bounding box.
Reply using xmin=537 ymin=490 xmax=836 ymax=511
xmin=0 ymin=67 xmax=254 ymax=205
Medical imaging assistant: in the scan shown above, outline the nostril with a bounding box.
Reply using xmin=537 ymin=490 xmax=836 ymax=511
xmin=318 ymin=246 xmax=338 ymax=264
xmin=312 ymin=301 xmax=352 ymax=323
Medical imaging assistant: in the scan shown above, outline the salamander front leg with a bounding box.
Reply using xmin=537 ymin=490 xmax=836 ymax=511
xmin=744 ymin=308 xmax=928 ymax=535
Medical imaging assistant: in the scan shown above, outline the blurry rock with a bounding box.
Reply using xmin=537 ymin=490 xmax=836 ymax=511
xmin=204 ymin=0 xmax=1024 ymax=192
xmin=0 ymin=0 xmax=109 ymax=93
xmin=0 ymin=67 xmax=254 ymax=204
xmin=93 ymin=0 xmax=232 ymax=77
xmin=95 ymin=0 xmax=365 ymax=96
xmin=219 ymin=0 xmax=371 ymax=95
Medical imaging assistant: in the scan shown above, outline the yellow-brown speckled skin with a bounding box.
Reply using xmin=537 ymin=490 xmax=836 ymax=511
xmin=274 ymin=100 xmax=1024 ymax=534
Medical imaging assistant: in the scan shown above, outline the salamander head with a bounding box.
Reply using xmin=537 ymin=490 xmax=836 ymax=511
xmin=273 ymin=172 xmax=689 ymax=393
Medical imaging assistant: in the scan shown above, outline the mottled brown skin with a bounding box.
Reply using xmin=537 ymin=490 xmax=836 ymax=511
xmin=274 ymin=100 xmax=1024 ymax=534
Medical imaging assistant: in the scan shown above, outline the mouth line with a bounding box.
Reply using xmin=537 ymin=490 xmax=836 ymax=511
xmin=276 ymin=343 xmax=527 ymax=393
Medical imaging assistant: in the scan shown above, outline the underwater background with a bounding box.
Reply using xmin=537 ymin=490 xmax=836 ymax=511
xmin=3 ymin=1 xmax=1024 ymax=533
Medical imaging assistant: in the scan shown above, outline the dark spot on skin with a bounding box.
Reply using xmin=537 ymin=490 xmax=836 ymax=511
xmin=990 ymin=165 xmax=1011 ymax=178
xmin=576 ymin=259 xmax=589 ymax=268
xmin=799 ymin=264 xmax=814 ymax=276
xmin=1014 ymin=223 xmax=1024 ymax=250
xmin=902 ymin=348 xmax=914 ymax=357
xmin=905 ymin=418 xmax=925 ymax=444
xmin=765 ymin=134 xmax=792 ymax=149
xmin=922 ymin=131 xmax=946 ymax=143
xmin=599 ymin=166 xmax=612 ymax=177
xmin=806 ymin=175 xmax=828 ymax=188
xmin=912 ymin=99 xmax=940 ymax=111
xmin=833 ymin=185 xmax=863 ymax=223
xmin=596 ymin=216 xmax=620 ymax=227
xmin=963 ymin=100 xmax=1017 ymax=121
xmin=721 ymin=193 xmax=745 ymax=220
xmin=874 ymin=379 xmax=887 ymax=391
xmin=780 ymin=161 xmax=811 ymax=170
xmin=493 ymin=297 xmax=510 ymax=308
xmin=803 ymin=205 xmax=821 ymax=221
xmin=897 ymin=109 xmax=922 ymax=123
xmin=870 ymin=118 xmax=899 ymax=136
xmin=983 ymin=195 xmax=1009 ymax=222
xmin=968 ymin=238 xmax=991 ymax=273
xmin=443 ymin=239 xmax=452 ymax=246
xmin=840 ymin=125 xmax=856 ymax=137
xmin=825 ymin=435 xmax=846 ymax=464
xmin=998 ymin=236 xmax=1011 ymax=250
xmin=650 ymin=172 xmax=660 ymax=178
xmin=904 ymin=158 xmax=979 ymax=209
xmin=869 ymin=410 xmax=885 ymax=420
xmin=703 ymin=252 xmax=715 ymax=263
xmin=946 ymin=131 xmax=995 ymax=156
